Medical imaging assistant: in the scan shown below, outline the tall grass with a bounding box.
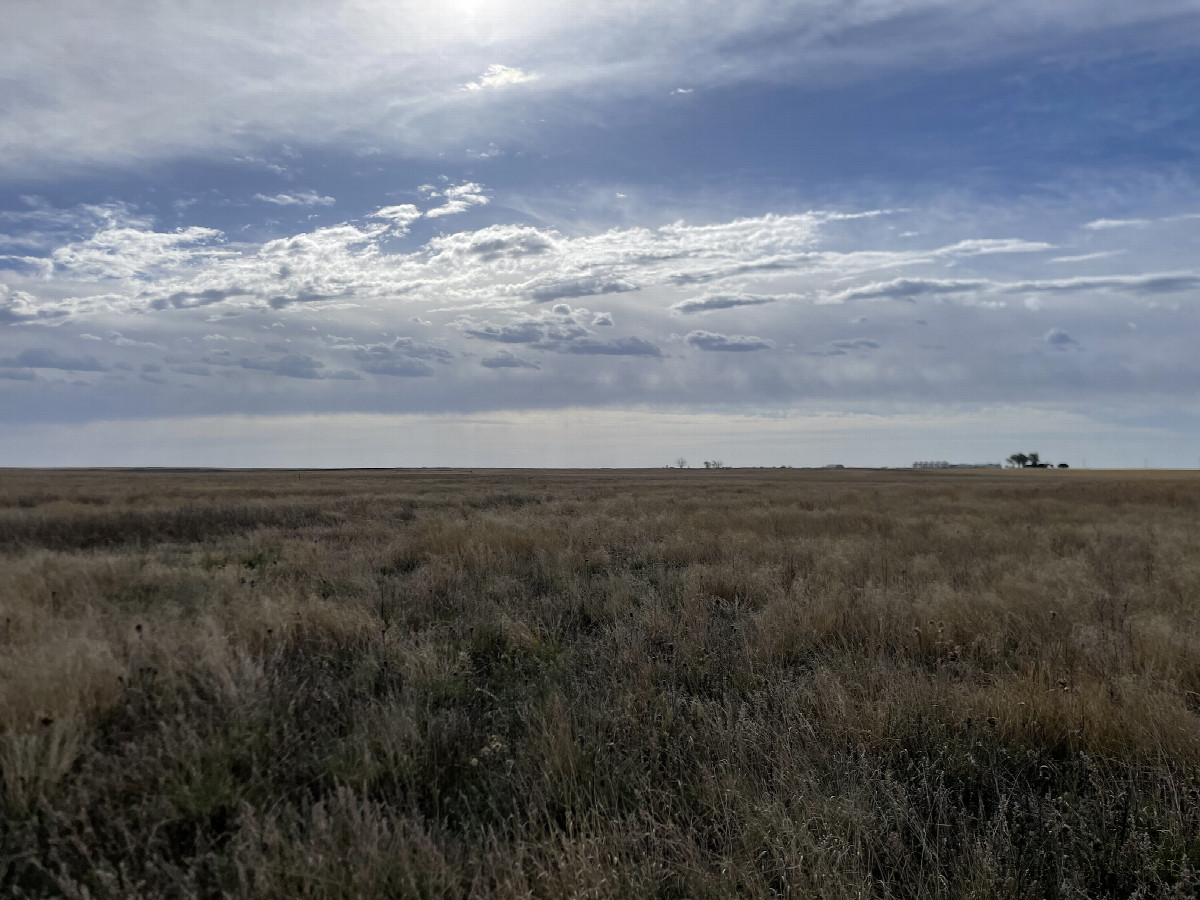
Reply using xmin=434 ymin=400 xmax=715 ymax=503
xmin=1 ymin=468 xmax=1199 ymax=898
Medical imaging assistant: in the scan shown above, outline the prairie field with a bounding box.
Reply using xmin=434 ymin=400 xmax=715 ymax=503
xmin=2 ymin=467 xmax=1200 ymax=899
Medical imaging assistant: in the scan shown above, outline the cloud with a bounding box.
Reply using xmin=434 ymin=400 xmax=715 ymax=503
xmin=1081 ymin=213 xmax=1200 ymax=232
xmin=1044 ymin=328 xmax=1077 ymax=348
xmin=425 ymin=224 xmax=556 ymax=262
xmin=826 ymin=278 xmax=989 ymax=303
xmin=151 ymin=288 xmax=253 ymax=310
xmin=50 ymin=225 xmax=228 ymax=279
xmin=346 ymin=337 xmax=452 ymax=378
xmin=525 ymin=274 xmax=638 ymax=303
xmin=425 ymin=183 xmax=489 ymax=218
xmin=27 ymin=203 xmax=916 ymax=326
xmin=1084 ymin=218 xmax=1152 ymax=230
xmin=3 ymin=1 xmax=1198 ymax=181
xmin=386 ymin=337 xmax=453 ymax=361
xmin=467 ymin=143 xmax=504 ymax=159
xmin=239 ymin=354 xmax=338 ymax=379
xmin=266 ymin=290 xmax=350 ymax=309
xmin=369 ymin=205 xmax=423 ymax=232
xmin=0 ymin=347 xmax=106 ymax=371
xmin=665 ymin=257 xmax=810 ymax=286
xmin=172 ymin=364 xmax=212 ymax=377
xmin=360 ymin=358 xmax=434 ymax=377
xmin=824 ymin=272 xmax=1200 ymax=304
xmin=9 ymin=185 xmax=1200 ymax=436
xmin=935 ymin=239 xmax=1055 ymax=257
xmin=461 ymin=64 xmax=540 ymax=91
xmin=810 ymin=337 xmax=882 ymax=356
xmin=457 ymin=306 xmax=596 ymax=346
xmin=669 ymin=292 xmax=782 ymax=314
xmin=481 ymin=351 xmax=540 ymax=370
xmin=1009 ymin=273 xmax=1200 ymax=295
xmin=461 ymin=321 xmax=549 ymax=344
xmin=0 ymin=286 xmax=70 ymax=324
xmin=455 ymin=306 xmax=662 ymax=356
xmin=21 ymin=7 xmax=1200 ymax=174
xmin=564 ymin=337 xmax=663 ymax=357
xmin=1049 ymin=251 xmax=1126 ymax=264
xmin=253 ymin=191 xmax=336 ymax=207
xmin=684 ymin=331 xmax=773 ymax=352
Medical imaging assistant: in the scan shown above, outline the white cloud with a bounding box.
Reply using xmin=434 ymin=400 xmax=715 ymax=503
xmin=934 ymin=239 xmax=1055 ymax=257
xmin=425 ymin=183 xmax=490 ymax=218
xmin=14 ymin=196 xmax=1200 ymax=352
xmin=253 ymin=191 xmax=336 ymax=207
xmin=1 ymin=284 xmax=70 ymax=325
xmin=461 ymin=64 xmax=540 ymax=91
xmin=51 ymin=225 xmax=228 ymax=279
xmin=1010 ymin=273 xmax=1200 ymax=295
xmin=826 ymin=278 xmax=991 ymax=304
xmin=467 ymin=143 xmax=504 ymax=159
xmin=1048 ymin=250 xmax=1126 ymax=264
xmin=523 ymin=273 xmax=637 ymax=303
xmin=369 ymin=204 xmax=423 ymax=234
xmin=8 ymin=191 xmax=1200 ymax=440
xmin=823 ymin=272 xmax=1200 ymax=304
xmin=1084 ymin=218 xmax=1152 ymax=230
xmin=670 ymin=292 xmax=785 ymax=314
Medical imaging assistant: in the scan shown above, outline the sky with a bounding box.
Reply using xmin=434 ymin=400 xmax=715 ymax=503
xmin=3 ymin=0 xmax=1200 ymax=468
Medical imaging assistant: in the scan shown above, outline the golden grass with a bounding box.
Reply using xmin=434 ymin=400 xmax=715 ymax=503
xmin=1 ymin=467 xmax=1199 ymax=898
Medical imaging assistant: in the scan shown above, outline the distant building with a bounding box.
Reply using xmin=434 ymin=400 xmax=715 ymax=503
xmin=913 ymin=461 xmax=1001 ymax=469
xmin=822 ymin=463 xmax=845 ymax=469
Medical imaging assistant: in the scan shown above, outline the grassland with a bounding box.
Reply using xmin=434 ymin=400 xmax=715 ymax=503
xmin=2 ymin=467 xmax=1199 ymax=899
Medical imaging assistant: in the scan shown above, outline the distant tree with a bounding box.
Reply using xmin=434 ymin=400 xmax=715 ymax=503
xmin=1007 ymin=453 xmax=1029 ymax=468
xmin=703 ymin=461 xmax=712 ymax=469
xmin=1027 ymin=452 xmax=1040 ymax=468
xmin=711 ymin=460 xmax=724 ymax=469
xmin=675 ymin=457 xmax=688 ymax=469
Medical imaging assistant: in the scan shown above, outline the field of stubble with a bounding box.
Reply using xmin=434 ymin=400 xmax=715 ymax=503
xmin=2 ymin=467 xmax=1199 ymax=899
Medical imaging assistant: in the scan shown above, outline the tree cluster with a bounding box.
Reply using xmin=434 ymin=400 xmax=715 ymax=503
xmin=1007 ymin=452 xmax=1068 ymax=469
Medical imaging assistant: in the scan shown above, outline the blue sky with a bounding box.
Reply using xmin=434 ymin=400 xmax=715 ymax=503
xmin=3 ymin=0 xmax=1200 ymax=467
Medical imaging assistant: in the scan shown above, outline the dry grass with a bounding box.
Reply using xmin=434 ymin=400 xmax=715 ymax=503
xmin=2 ymin=466 xmax=1199 ymax=898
